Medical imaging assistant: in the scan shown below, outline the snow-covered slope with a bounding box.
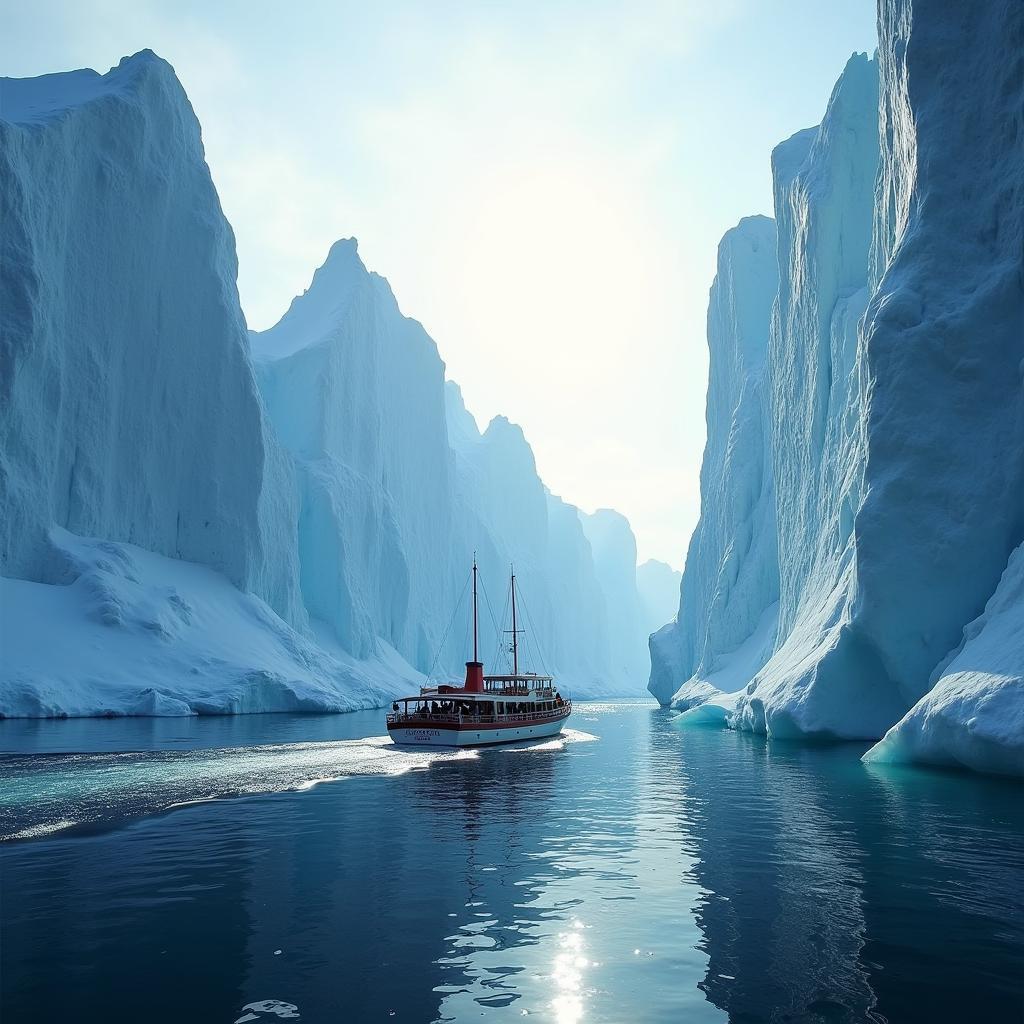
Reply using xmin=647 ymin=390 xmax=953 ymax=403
xmin=1 ymin=529 xmax=414 ymax=718
xmin=653 ymin=2 xmax=1024 ymax=774
xmin=0 ymin=52 xmax=303 ymax=626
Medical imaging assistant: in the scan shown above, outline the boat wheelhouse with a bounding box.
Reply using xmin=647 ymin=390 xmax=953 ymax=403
xmin=386 ymin=561 xmax=571 ymax=747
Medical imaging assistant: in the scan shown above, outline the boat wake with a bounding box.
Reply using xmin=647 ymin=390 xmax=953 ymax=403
xmin=0 ymin=728 xmax=592 ymax=842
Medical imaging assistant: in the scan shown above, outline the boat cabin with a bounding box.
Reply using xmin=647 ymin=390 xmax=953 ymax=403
xmin=390 ymin=674 xmax=568 ymax=725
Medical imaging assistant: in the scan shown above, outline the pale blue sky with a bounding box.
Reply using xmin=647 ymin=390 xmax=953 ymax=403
xmin=2 ymin=1 xmax=877 ymax=567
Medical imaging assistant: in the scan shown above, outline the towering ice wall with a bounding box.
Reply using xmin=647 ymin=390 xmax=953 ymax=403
xmin=0 ymin=51 xmax=303 ymax=625
xmin=580 ymin=508 xmax=649 ymax=684
xmin=252 ymin=240 xmax=453 ymax=667
xmin=254 ymin=247 xmax=648 ymax=695
xmin=0 ymin=52 xmax=652 ymax=717
xmin=860 ymin=0 xmax=1024 ymax=773
xmin=733 ymin=53 xmax=897 ymax=739
xmin=853 ymin=0 xmax=1024 ymax=710
xmin=648 ymin=215 xmax=780 ymax=706
xmin=445 ymin=380 xmax=630 ymax=694
xmin=635 ymin=559 xmax=681 ymax=640
xmin=655 ymin=1 xmax=1024 ymax=772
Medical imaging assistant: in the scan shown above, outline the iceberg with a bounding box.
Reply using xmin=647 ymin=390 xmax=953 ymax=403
xmin=580 ymin=509 xmax=649 ymax=684
xmin=652 ymin=0 xmax=1024 ymax=773
xmin=253 ymin=241 xmax=649 ymax=696
xmin=635 ymin=558 xmax=681 ymax=640
xmin=648 ymin=214 xmax=780 ymax=710
xmin=864 ymin=543 xmax=1024 ymax=778
xmin=252 ymin=238 xmax=455 ymax=669
xmin=731 ymin=51 xmax=890 ymax=741
xmin=0 ymin=52 xmax=303 ymax=627
xmin=0 ymin=51 xmax=653 ymax=716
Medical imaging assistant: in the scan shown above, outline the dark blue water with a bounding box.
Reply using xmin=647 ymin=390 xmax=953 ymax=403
xmin=2 ymin=703 xmax=1022 ymax=1023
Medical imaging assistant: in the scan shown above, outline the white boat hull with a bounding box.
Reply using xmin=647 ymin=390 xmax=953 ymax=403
xmin=388 ymin=715 xmax=568 ymax=747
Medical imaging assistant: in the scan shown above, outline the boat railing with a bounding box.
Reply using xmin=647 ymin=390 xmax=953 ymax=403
xmin=387 ymin=702 xmax=571 ymax=727
xmin=420 ymin=685 xmax=553 ymax=698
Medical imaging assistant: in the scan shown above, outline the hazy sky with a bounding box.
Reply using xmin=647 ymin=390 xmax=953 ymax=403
xmin=3 ymin=1 xmax=876 ymax=567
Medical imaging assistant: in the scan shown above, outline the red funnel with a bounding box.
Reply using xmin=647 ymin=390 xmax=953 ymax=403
xmin=464 ymin=661 xmax=484 ymax=693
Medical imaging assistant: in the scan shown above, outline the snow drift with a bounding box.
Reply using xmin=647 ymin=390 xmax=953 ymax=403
xmin=1 ymin=529 xmax=414 ymax=718
xmin=652 ymin=0 xmax=1024 ymax=776
xmin=0 ymin=52 xmax=652 ymax=717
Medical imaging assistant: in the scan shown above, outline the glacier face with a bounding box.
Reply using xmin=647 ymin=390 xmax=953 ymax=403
xmin=635 ymin=559 xmax=681 ymax=640
xmin=0 ymin=50 xmax=654 ymax=716
xmin=252 ymin=242 xmax=649 ymax=697
xmin=864 ymin=542 xmax=1024 ymax=778
xmin=733 ymin=52 xmax=897 ymax=740
xmin=252 ymin=238 xmax=453 ymax=668
xmin=854 ymin=0 xmax=1024 ymax=710
xmin=0 ymin=52 xmax=303 ymax=627
xmin=649 ymin=214 xmax=780 ymax=709
xmin=653 ymin=0 xmax=1024 ymax=773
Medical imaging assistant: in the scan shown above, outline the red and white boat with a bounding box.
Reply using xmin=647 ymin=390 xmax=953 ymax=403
xmin=387 ymin=561 xmax=571 ymax=747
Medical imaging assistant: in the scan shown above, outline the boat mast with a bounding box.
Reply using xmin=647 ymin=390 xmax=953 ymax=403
xmin=472 ymin=554 xmax=479 ymax=663
xmin=510 ymin=565 xmax=519 ymax=676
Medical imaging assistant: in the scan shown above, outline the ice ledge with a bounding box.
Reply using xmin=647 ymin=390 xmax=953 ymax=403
xmin=0 ymin=50 xmax=172 ymax=125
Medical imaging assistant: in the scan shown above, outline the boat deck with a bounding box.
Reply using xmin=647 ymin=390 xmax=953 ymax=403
xmin=386 ymin=701 xmax=571 ymax=729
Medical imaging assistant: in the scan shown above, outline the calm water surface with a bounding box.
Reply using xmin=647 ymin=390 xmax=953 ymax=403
xmin=1 ymin=702 xmax=1022 ymax=1023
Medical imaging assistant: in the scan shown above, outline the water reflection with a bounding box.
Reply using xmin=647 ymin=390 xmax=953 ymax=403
xmin=656 ymin=716 xmax=1024 ymax=1023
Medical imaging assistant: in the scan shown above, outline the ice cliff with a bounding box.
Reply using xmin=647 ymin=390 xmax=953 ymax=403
xmin=252 ymin=242 xmax=646 ymax=695
xmin=652 ymin=0 xmax=1024 ymax=776
xmin=0 ymin=52 xmax=302 ymax=626
xmin=635 ymin=559 xmax=681 ymax=640
xmin=0 ymin=52 xmax=651 ymax=717
xmin=648 ymin=214 xmax=780 ymax=710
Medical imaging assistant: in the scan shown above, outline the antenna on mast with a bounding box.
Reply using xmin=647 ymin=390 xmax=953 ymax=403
xmin=510 ymin=564 xmax=519 ymax=676
xmin=464 ymin=552 xmax=484 ymax=693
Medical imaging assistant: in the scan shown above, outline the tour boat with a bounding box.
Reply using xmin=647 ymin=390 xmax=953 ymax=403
xmin=387 ymin=561 xmax=571 ymax=747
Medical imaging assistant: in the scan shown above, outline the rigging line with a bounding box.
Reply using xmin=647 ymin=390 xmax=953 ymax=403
xmin=494 ymin=588 xmax=511 ymax=670
xmin=425 ymin=570 xmax=471 ymax=682
xmin=518 ymin=582 xmax=550 ymax=677
xmin=480 ymin=568 xmax=511 ymax=671
xmin=478 ymin=569 xmax=504 ymax=636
